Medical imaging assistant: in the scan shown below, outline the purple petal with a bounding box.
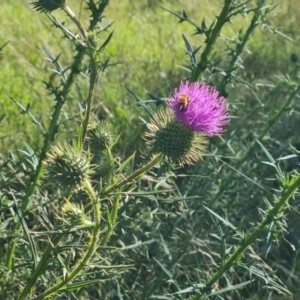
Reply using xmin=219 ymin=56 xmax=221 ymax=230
xmin=168 ymin=81 xmax=230 ymax=136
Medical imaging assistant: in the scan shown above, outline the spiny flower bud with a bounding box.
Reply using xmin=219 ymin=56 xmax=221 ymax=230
xmin=45 ymin=143 xmax=92 ymax=190
xmin=87 ymin=121 xmax=116 ymax=154
xmin=31 ymin=0 xmax=66 ymax=13
xmin=87 ymin=33 xmax=100 ymax=49
xmin=145 ymin=108 xmax=207 ymax=165
xmin=61 ymin=201 xmax=91 ymax=227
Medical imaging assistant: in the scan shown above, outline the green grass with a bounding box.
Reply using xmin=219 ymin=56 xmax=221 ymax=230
xmin=1 ymin=0 xmax=299 ymax=154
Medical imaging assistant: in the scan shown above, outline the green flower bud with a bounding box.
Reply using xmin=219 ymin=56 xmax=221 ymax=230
xmin=145 ymin=108 xmax=207 ymax=165
xmin=87 ymin=33 xmax=100 ymax=49
xmin=87 ymin=121 xmax=116 ymax=154
xmin=61 ymin=201 xmax=91 ymax=227
xmin=31 ymin=0 xmax=66 ymax=13
xmin=45 ymin=143 xmax=92 ymax=190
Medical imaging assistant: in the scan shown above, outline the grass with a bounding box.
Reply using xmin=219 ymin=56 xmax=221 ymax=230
xmin=1 ymin=0 xmax=299 ymax=154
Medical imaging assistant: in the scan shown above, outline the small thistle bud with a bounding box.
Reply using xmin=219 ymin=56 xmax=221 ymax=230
xmin=87 ymin=33 xmax=100 ymax=49
xmin=87 ymin=121 xmax=116 ymax=154
xmin=45 ymin=143 xmax=92 ymax=190
xmin=145 ymin=108 xmax=207 ymax=165
xmin=31 ymin=0 xmax=66 ymax=13
xmin=61 ymin=201 xmax=91 ymax=227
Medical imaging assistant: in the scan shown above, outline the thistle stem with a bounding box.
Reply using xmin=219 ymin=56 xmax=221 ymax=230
xmin=191 ymin=0 xmax=232 ymax=81
xmin=30 ymin=180 xmax=101 ymax=300
xmin=100 ymin=154 xmax=163 ymax=246
xmin=6 ymin=9 xmax=86 ymax=283
xmin=63 ymin=5 xmax=88 ymax=41
xmin=193 ymin=174 xmax=300 ymax=299
xmin=63 ymin=4 xmax=98 ymax=144
xmin=81 ymin=57 xmax=98 ymax=143
xmin=105 ymin=154 xmax=163 ymax=193
xmin=100 ymin=195 xmax=121 ymax=246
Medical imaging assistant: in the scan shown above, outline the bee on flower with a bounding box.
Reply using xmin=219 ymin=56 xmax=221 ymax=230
xmin=178 ymin=94 xmax=190 ymax=111
xmin=168 ymin=80 xmax=230 ymax=136
xmin=145 ymin=80 xmax=230 ymax=165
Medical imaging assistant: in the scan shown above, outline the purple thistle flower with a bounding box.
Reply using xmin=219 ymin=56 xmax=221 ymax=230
xmin=168 ymin=80 xmax=230 ymax=136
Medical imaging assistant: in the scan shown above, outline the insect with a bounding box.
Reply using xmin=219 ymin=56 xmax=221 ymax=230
xmin=178 ymin=94 xmax=190 ymax=111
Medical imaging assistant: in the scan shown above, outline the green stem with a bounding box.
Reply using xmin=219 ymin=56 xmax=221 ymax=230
xmin=6 ymin=99 xmax=65 ymax=270
xmin=22 ymin=48 xmax=85 ymax=212
xmin=30 ymin=180 xmax=101 ymax=300
xmin=20 ymin=5 xmax=88 ymax=212
xmin=63 ymin=4 xmax=98 ymax=144
xmin=105 ymin=154 xmax=163 ymax=193
xmin=218 ymin=1 xmax=263 ymax=94
xmin=5 ymin=239 xmax=16 ymax=270
xmin=81 ymin=57 xmax=98 ymax=143
xmin=99 ymin=155 xmax=163 ymax=246
xmin=191 ymin=0 xmax=232 ymax=81
xmin=100 ymin=195 xmax=121 ymax=246
xmin=6 ymin=47 xmax=85 ymax=272
xmin=193 ymin=174 xmax=300 ymax=299
xmin=63 ymin=5 xmax=88 ymax=41
xmin=21 ymin=102 xmax=63 ymax=212
xmin=10 ymin=5 xmax=91 ymax=298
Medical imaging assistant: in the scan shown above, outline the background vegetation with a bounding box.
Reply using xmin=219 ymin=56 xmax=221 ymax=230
xmin=1 ymin=0 xmax=300 ymax=299
xmin=2 ymin=0 xmax=299 ymax=155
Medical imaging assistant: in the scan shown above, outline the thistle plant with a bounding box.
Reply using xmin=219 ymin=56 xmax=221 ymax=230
xmin=0 ymin=0 xmax=300 ymax=299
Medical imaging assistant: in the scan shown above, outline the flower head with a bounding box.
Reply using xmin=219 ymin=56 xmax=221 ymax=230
xmin=45 ymin=142 xmax=92 ymax=190
xmin=31 ymin=0 xmax=66 ymax=13
xmin=168 ymin=81 xmax=230 ymax=136
xmin=87 ymin=121 xmax=116 ymax=154
xmin=60 ymin=201 xmax=92 ymax=227
xmin=145 ymin=108 xmax=207 ymax=165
